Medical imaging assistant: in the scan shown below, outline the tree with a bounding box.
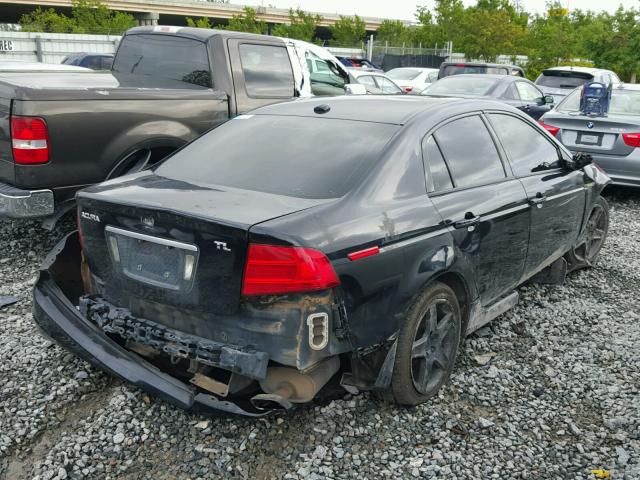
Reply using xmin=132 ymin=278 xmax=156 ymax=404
xmin=186 ymin=17 xmax=213 ymax=29
xmin=329 ymin=15 xmax=366 ymax=45
xmin=20 ymin=0 xmax=135 ymax=34
xmin=271 ymin=9 xmax=322 ymax=42
xmin=224 ymin=7 xmax=268 ymax=34
xmin=375 ymin=19 xmax=410 ymax=46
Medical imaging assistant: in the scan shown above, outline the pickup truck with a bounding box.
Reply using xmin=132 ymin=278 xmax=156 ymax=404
xmin=0 ymin=26 xmax=353 ymax=221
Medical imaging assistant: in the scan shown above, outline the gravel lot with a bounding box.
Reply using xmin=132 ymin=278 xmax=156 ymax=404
xmin=1 ymin=188 xmax=639 ymax=480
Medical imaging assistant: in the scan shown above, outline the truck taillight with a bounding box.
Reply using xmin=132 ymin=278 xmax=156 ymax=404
xmin=622 ymin=133 xmax=640 ymax=148
xmin=538 ymin=119 xmax=560 ymax=137
xmin=11 ymin=115 xmax=50 ymax=165
xmin=241 ymin=244 xmax=340 ymax=296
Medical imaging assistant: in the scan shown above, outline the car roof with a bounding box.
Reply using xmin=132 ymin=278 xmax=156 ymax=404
xmin=126 ymin=25 xmax=280 ymax=43
xmin=251 ymin=96 xmax=500 ymax=125
xmin=441 ymin=61 xmax=522 ymax=69
xmin=438 ymin=73 xmax=520 ymax=81
xmin=388 ymin=67 xmax=438 ymax=72
xmin=542 ymin=66 xmax=610 ymax=74
xmin=349 ymin=70 xmax=390 ymax=78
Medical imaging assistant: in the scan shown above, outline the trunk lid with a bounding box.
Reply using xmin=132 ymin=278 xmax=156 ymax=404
xmin=77 ymin=172 xmax=328 ymax=316
xmin=546 ymin=113 xmax=640 ymax=156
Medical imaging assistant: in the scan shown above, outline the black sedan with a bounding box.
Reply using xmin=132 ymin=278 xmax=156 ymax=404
xmin=33 ymin=97 xmax=610 ymax=416
xmin=422 ymin=74 xmax=556 ymax=119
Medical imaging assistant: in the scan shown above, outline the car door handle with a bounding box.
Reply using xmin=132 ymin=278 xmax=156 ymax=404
xmin=529 ymin=194 xmax=547 ymax=206
xmin=454 ymin=214 xmax=481 ymax=229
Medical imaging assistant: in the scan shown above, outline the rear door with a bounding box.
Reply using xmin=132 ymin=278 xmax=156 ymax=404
xmin=227 ymin=39 xmax=296 ymax=113
xmin=423 ymin=114 xmax=530 ymax=306
xmin=487 ymin=112 xmax=585 ymax=278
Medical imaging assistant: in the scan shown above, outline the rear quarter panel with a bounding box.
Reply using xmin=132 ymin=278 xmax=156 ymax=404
xmin=11 ymin=96 xmax=228 ymax=197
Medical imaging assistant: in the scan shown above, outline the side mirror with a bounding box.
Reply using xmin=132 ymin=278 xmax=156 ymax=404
xmin=561 ymin=152 xmax=593 ymax=170
xmin=344 ymin=83 xmax=367 ymax=95
xmin=544 ymin=95 xmax=555 ymax=105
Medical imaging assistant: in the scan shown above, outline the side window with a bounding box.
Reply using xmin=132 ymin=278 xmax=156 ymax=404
xmin=503 ymin=83 xmax=520 ymax=100
xmin=489 ymin=113 xmax=560 ymax=176
xmin=357 ymin=75 xmax=378 ymax=90
xmin=422 ymin=136 xmax=453 ymax=192
xmin=306 ymin=51 xmax=346 ymax=96
xmin=376 ymin=77 xmax=402 ymax=94
xmin=239 ymin=44 xmax=294 ymax=98
xmin=427 ymin=71 xmax=438 ymax=83
xmin=516 ymin=82 xmax=543 ymax=102
xmin=434 ymin=115 xmax=506 ymax=188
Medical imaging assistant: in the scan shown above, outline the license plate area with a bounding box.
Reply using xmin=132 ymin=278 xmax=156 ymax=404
xmin=105 ymin=226 xmax=199 ymax=291
xmin=577 ymin=132 xmax=603 ymax=146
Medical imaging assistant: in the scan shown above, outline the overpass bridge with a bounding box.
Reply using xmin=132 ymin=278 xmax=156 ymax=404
xmin=0 ymin=0 xmax=395 ymax=32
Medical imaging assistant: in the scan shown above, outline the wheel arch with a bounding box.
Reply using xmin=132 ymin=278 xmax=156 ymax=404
xmin=429 ymin=271 xmax=473 ymax=336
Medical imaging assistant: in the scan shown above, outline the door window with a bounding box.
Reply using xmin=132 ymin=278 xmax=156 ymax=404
xmin=503 ymin=83 xmax=520 ymax=100
xmin=516 ymin=82 xmax=543 ymax=102
xmin=489 ymin=113 xmax=560 ymax=176
xmin=422 ymin=136 xmax=453 ymax=192
xmin=239 ymin=44 xmax=294 ymax=98
xmin=357 ymin=75 xmax=379 ymax=93
xmin=376 ymin=77 xmax=403 ymax=94
xmin=434 ymin=115 xmax=506 ymax=188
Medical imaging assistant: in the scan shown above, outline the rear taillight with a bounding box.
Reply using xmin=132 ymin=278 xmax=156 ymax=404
xmin=241 ymin=244 xmax=340 ymax=296
xmin=404 ymin=86 xmax=413 ymax=93
xmin=538 ymin=119 xmax=560 ymax=137
xmin=622 ymin=133 xmax=640 ymax=148
xmin=11 ymin=116 xmax=49 ymax=164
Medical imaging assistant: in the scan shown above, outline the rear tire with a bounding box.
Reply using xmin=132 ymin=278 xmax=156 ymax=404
xmin=387 ymin=282 xmax=462 ymax=406
xmin=565 ymin=196 xmax=609 ymax=272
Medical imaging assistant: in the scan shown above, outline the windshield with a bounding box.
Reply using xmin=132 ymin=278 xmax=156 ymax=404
xmin=155 ymin=115 xmax=399 ymax=199
xmin=423 ymin=76 xmax=498 ymax=96
xmin=536 ymin=71 xmax=593 ymax=89
xmin=557 ymin=88 xmax=640 ymax=116
xmin=112 ymin=34 xmax=211 ymax=87
xmin=387 ymin=69 xmax=421 ymax=81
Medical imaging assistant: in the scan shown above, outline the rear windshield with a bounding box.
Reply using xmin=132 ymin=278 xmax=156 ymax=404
xmin=536 ymin=71 xmax=593 ymax=89
xmin=387 ymin=69 xmax=422 ymax=81
xmin=155 ymin=115 xmax=399 ymax=199
xmin=558 ymin=88 xmax=640 ymax=116
xmin=112 ymin=34 xmax=211 ymax=87
xmin=441 ymin=65 xmax=507 ymax=77
xmin=423 ymin=76 xmax=498 ymax=96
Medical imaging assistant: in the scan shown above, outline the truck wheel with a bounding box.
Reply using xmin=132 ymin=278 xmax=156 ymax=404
xmin=388 ymin=282 xmax=461 ymax=406
xmin=565 ymin=196 xmax=609 ymax=272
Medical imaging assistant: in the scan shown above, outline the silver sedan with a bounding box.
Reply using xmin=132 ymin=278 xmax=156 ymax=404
xmin=540 ymin=84 xmax=640 ymax=187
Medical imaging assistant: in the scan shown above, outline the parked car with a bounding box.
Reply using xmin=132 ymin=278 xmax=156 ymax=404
xmin=62 ymin=52 xmax=114 ymax=70
xmin=539 ymin=83 xmax=640 ymax=187
xmin=350 ymin=70 xmax=404 ymax=94
xmin=386 ymin=67 xmax=439 ymax=94
xmin=33 ymin=96 xmax=610 ymax=416
xmin=438 ymin=61 xmax=525 ymax=80
xmin=535 ymin=66 xmax=621 ymax=103
xmin=336 ymin=56 xmax=383 ymax=73
xmin=0 ymin=26 xmax=353 ymax=222
xmin=421 ymin=74 xmax=554 ymax=120
xmin=0 ymin=59 xmax=90 ymax=72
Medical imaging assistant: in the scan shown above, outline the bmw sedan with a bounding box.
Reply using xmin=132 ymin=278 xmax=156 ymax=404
xmin=422 ymin=74 xmax=555 ymax=119
xmin=540 ymin=84 xmax=640 ymax=188
xmin=33 ymin=97 xmax=610 ymax=416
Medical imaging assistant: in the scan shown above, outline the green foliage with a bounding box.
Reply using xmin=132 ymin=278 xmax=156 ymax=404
xmin=20 ymin=0 xmax=136 ymax=34
xmin=224 ymin=7 xmax=268 ymax=34
xmin=329 ymin=15 xmax=366 ymax=45
xmin=271 ymin=9 xmax=322 ymax=42
xmin=186 ymin=17 xmax=213 ymax=29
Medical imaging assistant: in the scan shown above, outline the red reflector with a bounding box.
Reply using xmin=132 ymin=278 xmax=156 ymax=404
xmin=242 ymin=244 xmax=340 ymax=296
xmin=538 ymin=119 xmax=560 ymax=137
xmin=404 ymin=86 xmax=413 ymax=92
xmin=622 ymin=132 xmax=640 ymax=147
xmin=11 ymin=116 xmax=50 ymax=164
xmin=347 ymin=246 xmax=380 ymax=261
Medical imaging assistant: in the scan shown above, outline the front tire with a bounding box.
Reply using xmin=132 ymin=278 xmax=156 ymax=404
xmin=388 ymin=282 xmax=462 ymax=406
xmin=565 ymin=196 xmax=609 ymax=272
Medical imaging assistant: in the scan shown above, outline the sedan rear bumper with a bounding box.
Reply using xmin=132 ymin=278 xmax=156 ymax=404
xmin=0 ymin=181 xmax=54 ymax=218
xmin=31 ymin=232 xmax=271 ymax=416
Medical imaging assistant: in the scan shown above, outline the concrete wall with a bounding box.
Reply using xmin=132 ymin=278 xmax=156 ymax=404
xmin=0 ymin=31 xmax=120 ymax=64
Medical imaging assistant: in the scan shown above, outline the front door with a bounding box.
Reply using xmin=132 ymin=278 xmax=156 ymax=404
xmin=422 ymin=114 xmax=530 ymax=306
xmin=487 ymin=112 xmax=586 ymax=278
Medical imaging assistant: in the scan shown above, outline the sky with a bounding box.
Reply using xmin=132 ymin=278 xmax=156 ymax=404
xmin=241 ymin=0 xmax=639 ymax=21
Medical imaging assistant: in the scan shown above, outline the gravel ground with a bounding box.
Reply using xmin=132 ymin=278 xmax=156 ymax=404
xmin=0 ymin=188 xmax=639 ymax=480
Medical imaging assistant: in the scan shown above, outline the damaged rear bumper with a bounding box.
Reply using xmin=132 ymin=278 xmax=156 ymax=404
xmin=0 ymin=181 xmax=54 ymax=218
xmin=32 ymin=232 xmax=275 ymax=416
